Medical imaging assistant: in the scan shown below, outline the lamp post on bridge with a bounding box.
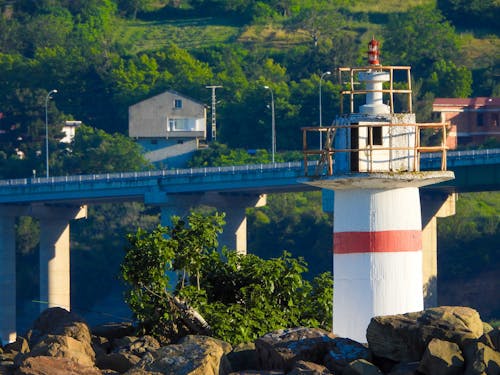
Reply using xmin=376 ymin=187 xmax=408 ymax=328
xmin=263 ymin=85 xmax=275 ymax=163
xmin=319 ymin=71 xmax=331 ymax=150
xmin=45 ymin=89 xmax=58 ymax=178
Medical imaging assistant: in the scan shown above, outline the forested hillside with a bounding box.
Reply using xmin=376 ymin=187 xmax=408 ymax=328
xmin=1 ymin=0 xmax=498 ymax=327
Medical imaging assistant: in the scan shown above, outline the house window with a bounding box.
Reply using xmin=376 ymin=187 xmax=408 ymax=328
xmin=168 ymin=118 xmax=189 ymax=131
xmin=174 ymin=99 xmax=183 ymax=109
xmin=477 ymin=112 xmax=484 ymax=127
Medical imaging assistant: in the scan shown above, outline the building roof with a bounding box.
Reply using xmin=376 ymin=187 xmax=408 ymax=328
xmin=433 ymin=97 xmax=500 ymax=109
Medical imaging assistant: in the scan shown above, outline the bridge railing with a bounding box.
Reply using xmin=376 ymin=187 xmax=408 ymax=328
xmin=0 ymin=149 xmax=499 ymax=188
xmin=0 ymin=161 xmax=308 ymax=187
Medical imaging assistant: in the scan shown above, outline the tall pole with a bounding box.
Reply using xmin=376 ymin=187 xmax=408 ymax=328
xmin=45 ymin=89 xmax=58 ymax=178
xmin=206 ymin=85 xmax=222 ymax=142
xmin=264 ymin=86 xmax=275 ymax=163
xmin=319 ymin=71 xmax=331 ymax=150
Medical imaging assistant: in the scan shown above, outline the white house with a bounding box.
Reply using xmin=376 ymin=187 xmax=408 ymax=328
xmin=129 ymin=91 xmax=207 ymax=167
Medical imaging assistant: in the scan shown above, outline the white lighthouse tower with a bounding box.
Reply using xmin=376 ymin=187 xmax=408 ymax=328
xmin=301 ymin=38 xmax=454 ymax=342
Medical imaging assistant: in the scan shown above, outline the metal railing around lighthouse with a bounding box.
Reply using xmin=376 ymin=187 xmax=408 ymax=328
xmin=302 ymin=121 xmax=449 ymax=177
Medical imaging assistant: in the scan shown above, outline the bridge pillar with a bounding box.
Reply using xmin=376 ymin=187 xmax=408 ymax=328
xmin=202 ymin=193 xmax=267 ymax=255
xmin=159 ymin=192 xmax=267 ymax=254
xmin=420 ymin=192 xmax=456 ymax=308
xmin=0 ymin=207 xmax=22 ymax=344
xmin=32 ymin=205 xmax=87 ymax=312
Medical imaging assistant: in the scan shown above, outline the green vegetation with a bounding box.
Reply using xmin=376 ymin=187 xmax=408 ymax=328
xmin=1 ymin=0 xmax=497 ymax=326
xmin=121 ymin=212 xmax=332 ymax=344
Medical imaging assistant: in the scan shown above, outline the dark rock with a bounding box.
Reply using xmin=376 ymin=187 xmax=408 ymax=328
xmin=123 ymin=336 xmax=160 ymax=357
xmin=463 ymin=340 xmax=500 ymax=375
xmin=256 ymin=327 xmax=337 ymax=371
xmin=486 ymin=328 xmax=500 ymax=352
xmin=227 ymin=342 xmax=259 ymax=372
xmin=91 ymin=323 xmax=135 ymax=341
xmin=111 ymin=336 xmax=138 ymax=351
xmin=386 ymin=361 xmax=419 ymax=375
xmin=288 ymin=360 xmax=332 ymax=374
xmin=3 ymin=338 xmax=29 ymax=355
xmin=92 ymin=336 xmax=111 ymax=358
xmin=15 ymin=355 xmax=102 ymax=375
xmin=228 ymin=372 xmax=284 ymax=375
xmin=417 ymin=338 xmax=464 ymax=375
xmin=0 ymin=363 xmax=14 ymax=375
xmin=343 ymin=359 xmax=383 ymax=375
xmin=366 ymin=306 xmax=484 ymax=362
xmin=96 ymin=352 xmax=141 ymax=373
xmin=323 ymin=337 xmax=370 ymax=373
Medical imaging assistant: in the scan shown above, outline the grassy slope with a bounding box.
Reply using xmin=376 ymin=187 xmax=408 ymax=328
xmin=116 ymin=0 xmax=498 ymax=75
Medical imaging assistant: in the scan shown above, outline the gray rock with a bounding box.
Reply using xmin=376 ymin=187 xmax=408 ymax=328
xmin=256 ymin=327 xmax=337 ymax=371
xmin=343 ymin=359 xmax=384 ymax=375
xmin=323 ymin=337 xmax=370 ymax=373
xmin=366 ymin=306 xmax=484 ymax=362
xmin=19 ymin=334 xmax=95 ymax=367
xmin=417 ymin=338 xmax=464 ymax=375
xmin=129 ymin=334 xmax=231 ymax=375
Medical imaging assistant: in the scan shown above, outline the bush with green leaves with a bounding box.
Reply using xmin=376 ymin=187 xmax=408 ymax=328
xmin=121 ymin=211 xmax=333 ymax=345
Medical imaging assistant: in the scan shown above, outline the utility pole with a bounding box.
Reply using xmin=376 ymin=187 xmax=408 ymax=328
xmin=206 ymin=85 xmax=222 ymax=141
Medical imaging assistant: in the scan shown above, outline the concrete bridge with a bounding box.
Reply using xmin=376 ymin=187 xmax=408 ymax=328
xmin=0 ymin=148 xmax=499 ymax=344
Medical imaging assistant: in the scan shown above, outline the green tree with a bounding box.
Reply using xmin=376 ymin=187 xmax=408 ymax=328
xmin=59 ymin=124 xmax=151 ymax=174
xmin=426 ymin=59 xmax=472 ymax=98
xmin=121 ymin=211 xmax=333 ymax=345
xmin=382 ymin=5 xmax=460 ymax=77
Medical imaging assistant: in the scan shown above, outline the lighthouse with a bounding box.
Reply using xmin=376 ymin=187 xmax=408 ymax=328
xmin=301 ymin=38 xmax=454 ymax=342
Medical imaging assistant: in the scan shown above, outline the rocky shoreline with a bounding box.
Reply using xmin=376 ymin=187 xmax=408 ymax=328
xmin=1 ymin=306 xmax=499 ymax=374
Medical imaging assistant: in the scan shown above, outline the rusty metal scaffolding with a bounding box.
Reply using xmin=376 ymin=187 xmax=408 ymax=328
xmin=302 ymin=122 xmax=449 ymax=177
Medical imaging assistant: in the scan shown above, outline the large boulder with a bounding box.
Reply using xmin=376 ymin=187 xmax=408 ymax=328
xmin=256 ymin=327 xmax=337 ymax=371
xmin=19 ymin=334 xmax=95 ymax=367
xmin=323 ymin=337 xmax=370 ymax=373
xmin=227 ymin=342 xmax=259 ymax=372
xmin=15 ymin=356 xmax=101 ymax=375
xmin=27 ymin=308 xmax=92 ymax=349
xmin=417 ymin=338 xmax=464 ymax=375
xmin=463 ymin=340 xmax=500 ymax=375
xmin=366 ymin=306 xmax=484 ymax=362
xmin=127 ymin=335 xmax=231 ymax=375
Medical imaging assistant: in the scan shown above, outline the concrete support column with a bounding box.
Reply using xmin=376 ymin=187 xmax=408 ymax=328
xmin=33 ymin=205 xmax=87 ymax=312
xmin=159 ymin=193 xmax=267 ymax=255
xmin=200 ymin=193 xmax=267 ymax=255
xmin=420 ymin=192 xmax=456 ymax=308
xmin=0 ymin=213 xmax=17 ymax=344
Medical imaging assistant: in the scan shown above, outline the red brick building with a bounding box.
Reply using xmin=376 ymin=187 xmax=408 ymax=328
xmin=432 ymin=97 xmax=500 ymax=149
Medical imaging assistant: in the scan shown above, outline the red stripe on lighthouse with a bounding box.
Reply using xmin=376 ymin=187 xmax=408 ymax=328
xmin=334 ymin=230 xmax=422 ymax=253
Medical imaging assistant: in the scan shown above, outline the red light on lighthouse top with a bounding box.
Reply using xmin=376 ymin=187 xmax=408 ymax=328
xmin=368 ymin=37 xmax=380 ymax=65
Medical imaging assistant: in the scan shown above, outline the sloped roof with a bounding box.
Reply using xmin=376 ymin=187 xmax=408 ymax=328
xmin=433 ymin=97 xmax=500 ymax=109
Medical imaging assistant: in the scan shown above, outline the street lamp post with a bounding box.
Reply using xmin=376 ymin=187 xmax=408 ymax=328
xmin=45 ymin=89 xmax=58 ymax=178
xmin=319 ymin=71 xmax=331 ymax=150
xmin=263 ymin=85 xmax=275 ymax=163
